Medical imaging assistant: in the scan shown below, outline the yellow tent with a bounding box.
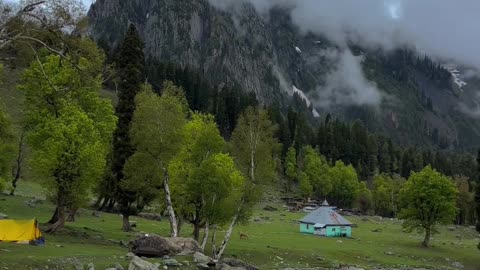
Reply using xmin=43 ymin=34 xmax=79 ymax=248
xmin=0 ymin=219 xmax=42 ymax=243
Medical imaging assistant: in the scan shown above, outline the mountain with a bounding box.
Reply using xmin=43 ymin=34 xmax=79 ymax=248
xmin=87 ymin=0 xmax=480 ymax=151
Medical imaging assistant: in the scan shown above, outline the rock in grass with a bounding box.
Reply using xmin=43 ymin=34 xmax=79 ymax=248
xmin=193 ymin=252 xmax=212 ymax=264
xmin=0 ymin=213 xmax=8 ymax=219
xmin=452 ymin=262 xmax=464 ymax=269
xmin=163 ymin=258 xmax=180 ymax=267
xmin=86 ymin=262 xmax=95 ymax=270
xmin=128 ymin=256 xmax=157 ymax=270
xmin=73 ymin=261 xmax=84 ymax=270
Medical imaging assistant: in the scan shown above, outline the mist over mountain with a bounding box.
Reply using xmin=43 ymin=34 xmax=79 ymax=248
xmin=87 ymin=0 xmax=480 ymax=151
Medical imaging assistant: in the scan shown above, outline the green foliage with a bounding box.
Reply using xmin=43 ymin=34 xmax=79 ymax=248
xmin=301 ymin=146 xmax=330 ymax=199
xmin=122 ymin=82 xmax=188 ymax=216
xmin=18 ymin=46 xmax=117 ymax=218
xmin=372 ymin=174 xmax=404 ymax=217
xmin=328 ymin=161 xmax=360 ymax=208
xmin=284 ymin=146 xmax=297 ymax=191
xmin=298 ymin=172 xmax=313 ymax=201
xmin=0 ymin=106 xmax=14 ymax=191
xmin=230 ymin=106 xmax=279 ymax=184
xmin=399 ymin=166 xmax=458 ymax=247
xmin=356 ymin=181 xmax=373 ymax=213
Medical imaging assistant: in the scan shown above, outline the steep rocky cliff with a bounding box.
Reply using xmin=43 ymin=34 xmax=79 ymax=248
xmin=87 ymin=0 xmax=480 ymax=151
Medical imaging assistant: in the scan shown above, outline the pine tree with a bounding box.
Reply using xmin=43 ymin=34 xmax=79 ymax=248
xmin=100 ymin=24 xmax=145 ymax=212
xmin=476 ymin=149 xmax=480 ymax=233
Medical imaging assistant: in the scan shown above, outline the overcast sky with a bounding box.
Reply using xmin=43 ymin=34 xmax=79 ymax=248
xmin=209 ymin=0 xmax=480 ymax=71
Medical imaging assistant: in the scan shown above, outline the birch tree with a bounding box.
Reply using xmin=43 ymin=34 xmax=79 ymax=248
xmin=214 ymin=106 xmax=278 ymax=260
xmin=125 ymin=81 xmax=188 ymax=236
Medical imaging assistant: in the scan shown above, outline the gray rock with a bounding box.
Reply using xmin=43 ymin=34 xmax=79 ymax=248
xmin=163 ymin=259 xmax=180 ymax=267
xmin=114 ymin=263 xmax=125 ymax=270
xmin=73 ymin=261 xmax=84 ymax=270
xmin=217 ymin=258 xmax=258 ymax=270
xmin=128 ymin=256 xmax=157 ymax=270
xmin=0 ymin=213 xmax=8 ymax=219
xmin=129 ymin=235 xmax=201 ymax=257
xmin=193 ymin=252 xmax=211 ymax=264
xmin=126 ymin=252 xmax=136 ymax=259
xmin=452 ymin=262 xmax=464 ymax=269
xmin=87 ymin=262 xmax=95 ymax=270
xmin=196 ymin=263 xmax=210 ymax=270
xmin=384 ymin=251 xmax=394 ymax=256
xmin=92 ymin=211 xmax=102 ymax=218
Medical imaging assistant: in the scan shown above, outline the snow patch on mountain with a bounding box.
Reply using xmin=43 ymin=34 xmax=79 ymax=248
xmin=292 ymin=85 xmax=320 ymax=118
xmin=444 ymin=65 xmax=467 ymax=88
xmin=294 ymin=46 xmax=302 ymax=54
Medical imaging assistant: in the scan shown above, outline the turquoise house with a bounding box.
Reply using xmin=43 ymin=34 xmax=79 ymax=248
xmin=299 ymin=200 xmax=352 ymax=237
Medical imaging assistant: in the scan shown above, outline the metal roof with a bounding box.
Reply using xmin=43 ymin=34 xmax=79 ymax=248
xmin=299 ymin=206 xmax=352 ymax=226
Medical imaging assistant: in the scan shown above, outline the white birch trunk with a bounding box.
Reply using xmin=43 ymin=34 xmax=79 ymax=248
xmin=201 ymin=221 xmax=209 ymax=250
xmin=214 ymin=205 xmax=241 ymax=261
xmin=163 ymin=168 xmax=178 ymax=237
xmin=211 ymin=225 xmax=217 ymax=257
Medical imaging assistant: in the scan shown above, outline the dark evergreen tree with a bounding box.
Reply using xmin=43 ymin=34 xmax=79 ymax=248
xmin=100 ymin=25 xmax=145 ymax=221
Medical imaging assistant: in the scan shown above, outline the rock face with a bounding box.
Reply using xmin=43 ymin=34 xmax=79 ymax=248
xmin=87 ymin=0 xmax=480 ymax=150
xmin=129 ymin=235 xmax=201 ymax=257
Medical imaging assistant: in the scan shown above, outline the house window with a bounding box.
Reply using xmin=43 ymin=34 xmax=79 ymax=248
xmin=306 ymin=224 xmax=309 ymax=229
xmin=332 ymin=228 xmax=336 ymax=232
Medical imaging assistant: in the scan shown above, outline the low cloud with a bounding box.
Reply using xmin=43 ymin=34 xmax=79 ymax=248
xmin=208 ymin=0 xmax=480 ymax=70
xmin=313 ymin=49 xmax=382 ymax=108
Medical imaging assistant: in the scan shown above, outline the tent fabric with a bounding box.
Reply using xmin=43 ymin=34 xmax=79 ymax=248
xmin=0 ymin=219 xmax=42 ymax=242
xmin=300 ymin=206 xmax=352 ymax=226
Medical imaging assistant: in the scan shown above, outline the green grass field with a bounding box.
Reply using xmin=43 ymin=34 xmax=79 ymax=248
xmin=1 ymin=181 xmax=479 ymax=270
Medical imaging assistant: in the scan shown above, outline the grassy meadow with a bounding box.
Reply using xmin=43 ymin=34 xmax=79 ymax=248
xmin=0 ymin=181 xmax=479 ymax=270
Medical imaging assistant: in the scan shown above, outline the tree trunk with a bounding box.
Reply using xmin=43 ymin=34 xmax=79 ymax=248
xmin=201 ymin=221 xmax=209 ymax=250
xmin=99 ymin=196 xmax=110 ymax=211
xmin=163 ymin=168 xmax=178 ymax=237
xmin=422 ymin=227 xmax=431 ymax=247
xmin=250 ymin=148 xmax=255 ymax=183
xmin=214 ymin=205 xmax=241 ymax=261
xmin=193 ymin=207 xmax=201 ymax=241
xmin=211 ymin=225 xmax=217 ymax=257
xmin=46 ymin=206 xmax=65 ymax=233
xmin=122 ymin=214 xmax=132 ymax=232
xmin=177 ymin=218 xmax=183 ymax=237
xmin=9 ymin=131 xmax=25 ymax=196
xmin=47 ymin=207 xmax=60 ymax=224
xmin=106 ymin=198 xmax=116 ymax=212
xmin=66 ymin=208 xmax=78 ymax=222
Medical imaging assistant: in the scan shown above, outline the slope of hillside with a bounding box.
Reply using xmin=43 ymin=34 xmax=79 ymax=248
xmin=87 ymin=0 xmax=480 ymax=151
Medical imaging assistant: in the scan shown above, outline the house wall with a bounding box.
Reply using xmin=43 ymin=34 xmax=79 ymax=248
xmin=326 ymin=226 xmax=351 ymax=237
xmin=299 ymin=223 xmax=315 ymax=234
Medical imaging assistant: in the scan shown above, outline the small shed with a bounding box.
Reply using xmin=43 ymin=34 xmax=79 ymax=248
xmin=299 ymin=200 xmax=352 ymax=237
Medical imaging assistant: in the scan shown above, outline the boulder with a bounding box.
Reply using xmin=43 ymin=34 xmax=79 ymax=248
xmin=0 ymin=213 xmax=8 ymax=219
xmin=193 ymin=252 xmax=212 ymax=265
xmin=92 ymin=211 xmax=102 ymax=218
xmin=163 ymin=258 xmax=180 ymax=267
xmin=73 ymin=261 xmax=84 ymax=270
xmin=128 ymin=256 xmax=157 ymax=270
xmin=129 ymin=234 xmax=201 ymax=257
xmin=216 ymin=258 xmax=258 ymax=270
xmin=86 ymin=262 xmax=95 ymax=270
xmin=263 ymin=205 xmax=278 ymax=211
xmin=196 ymin=263 xmax=210 ymax=270
xmin=452 ymin=262 xmax=464 ymax=269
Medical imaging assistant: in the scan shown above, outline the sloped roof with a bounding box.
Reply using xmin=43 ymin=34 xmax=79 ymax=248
xmin=300 ymin=206 xmax=352 ymax=226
